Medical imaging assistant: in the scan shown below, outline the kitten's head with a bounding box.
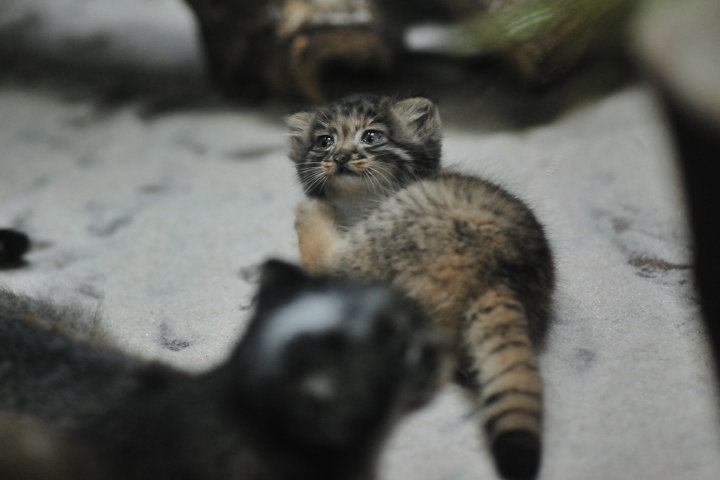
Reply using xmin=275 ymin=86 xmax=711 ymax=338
xmin=286 ymin=94 xmax=442 ymax=199
xmin=229 ymin=260 xmax=449 ymax=455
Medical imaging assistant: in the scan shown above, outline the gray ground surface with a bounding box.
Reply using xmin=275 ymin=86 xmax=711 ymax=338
xmin=1 ymin=1 xmax=719 ymax=479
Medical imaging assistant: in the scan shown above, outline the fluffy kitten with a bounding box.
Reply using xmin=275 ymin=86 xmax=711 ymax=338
xmin=0 ymin=260 xmax=448 ymax=480
xmin=287 ymin=94 xmax=555 ymax=479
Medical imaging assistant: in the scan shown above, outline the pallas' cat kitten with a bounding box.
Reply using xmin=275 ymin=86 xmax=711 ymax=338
xmin=287 ymin=94 xmax=555 ymax=480
xmin=0 ymin=260 xmax=447 ymax=480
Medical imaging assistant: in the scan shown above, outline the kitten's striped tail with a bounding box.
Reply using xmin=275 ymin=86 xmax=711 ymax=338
xmin=462 ymin=286 xmax=543 ymax=480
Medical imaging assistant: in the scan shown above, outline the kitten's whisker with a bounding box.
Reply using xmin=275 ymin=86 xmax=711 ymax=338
xmin=298 ymin=169 xmax=322 ymax=183
xmin=302 ymin=174 xmax=326 ymax=193
xmin=298 ymin=168 xmax=320 ymax=186
xmin=295 ymin=165 xmax=319 ymax=172
xmin=297 ymin=168 xmax=323 ymax=176
xmin=367 ymin=171 xmax=383 ymax=196
xmin=363 ymin=166 xmax=383 ymax=195
xmin=296 ymin=162 xmax=323 ymax=170
xmin=303 ymin=170 xmax=328 ymax=193
xmin=367 ymin=163 xmax=394 ymax=193
xmin=361 ymin=163 xmax=382 ymax=192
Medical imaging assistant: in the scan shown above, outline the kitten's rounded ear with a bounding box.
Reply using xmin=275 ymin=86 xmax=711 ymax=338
xmin=285 ymin=111 xmax=314 ymax=162
xmin=255 ymin=259 xmax=311 ymax=308
xmin=259 ymin=259 xmax=309 ymax=292
xmin=285 ymin=112 xmax=313 ymax=136
xmin=390 ymin=97 xmax=441 ymax=142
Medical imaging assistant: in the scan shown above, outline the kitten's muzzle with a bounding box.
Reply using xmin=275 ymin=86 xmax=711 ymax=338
xmin=336 ymin=163 xmax=356 ymax=176
xmin=331 ymin=153 xmax=366 ymax=176
xmin=333 ymin=152 xmax=350 ymax=165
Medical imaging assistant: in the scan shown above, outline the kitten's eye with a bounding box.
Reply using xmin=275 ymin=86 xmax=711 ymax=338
xmin=361 ymin=130 xmax=384 ymax=145
xmin=315 ymin=135 xmax=334 ymax=149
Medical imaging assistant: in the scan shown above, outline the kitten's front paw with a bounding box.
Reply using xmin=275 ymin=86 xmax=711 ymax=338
xmin=294 ymin=200 xmax=338 ymax=274
xmin=294 ymin=199 xmax=335 ymax=231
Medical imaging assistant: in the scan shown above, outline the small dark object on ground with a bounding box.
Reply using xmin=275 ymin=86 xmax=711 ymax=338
xmin=0 ymin=229 xmax=30 ymax=267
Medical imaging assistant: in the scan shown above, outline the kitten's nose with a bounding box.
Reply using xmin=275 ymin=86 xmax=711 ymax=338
xmin=333 ymin=152 xmax=350 ymax=164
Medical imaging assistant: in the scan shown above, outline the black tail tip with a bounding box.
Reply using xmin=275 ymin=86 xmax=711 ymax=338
xmin=492 ymin=430 xmax=541 ymax=480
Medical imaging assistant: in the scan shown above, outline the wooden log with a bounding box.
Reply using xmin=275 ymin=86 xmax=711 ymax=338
xmin=183 ymin=0 xmax=398 ymax=102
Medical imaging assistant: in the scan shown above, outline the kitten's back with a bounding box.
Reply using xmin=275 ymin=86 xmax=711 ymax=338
xmin=322 ymin=171 xmax=554 ymax=479
xmin=335 ymin=172 xmax=554 ymax=339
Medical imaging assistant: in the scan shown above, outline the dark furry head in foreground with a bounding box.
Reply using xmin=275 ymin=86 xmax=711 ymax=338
xmin=234 ymin=260 xmax=449 ymax=450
